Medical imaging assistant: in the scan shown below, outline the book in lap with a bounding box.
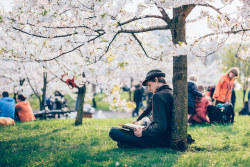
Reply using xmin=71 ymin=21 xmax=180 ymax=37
xmin=120 ymin=123 xmax=145 ymax=131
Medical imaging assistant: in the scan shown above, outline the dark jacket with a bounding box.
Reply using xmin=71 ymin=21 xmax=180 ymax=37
xmin=142 ymin=85 xmax=173 ymax=146
xmin=188 ymin=81 xmax=202 ymax=108
xmin=137 ymin=98 xmax=152 ymax=121
xmin=133 ymin=88 xmax=143 ymax=103
xmin=231 ymin=89 xmax=236 ymax=106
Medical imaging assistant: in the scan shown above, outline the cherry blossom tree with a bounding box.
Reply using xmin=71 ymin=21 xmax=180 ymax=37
xmin=1 ymin=0 xmax=249 ymax=150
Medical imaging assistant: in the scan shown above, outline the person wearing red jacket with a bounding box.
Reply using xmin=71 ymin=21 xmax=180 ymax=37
xmin=213 ymin=67 xmax=239 ymax=105
xmin=189 ymin=85 xmax=210 ymax=124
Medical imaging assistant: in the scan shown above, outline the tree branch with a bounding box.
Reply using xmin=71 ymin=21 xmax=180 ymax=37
xmin=13 ymin=26 xmax=78 ymax=38
xmin=197 ymin=3 xmax=230 ymax=21
xmin=47 ymin=77 xmax=56 ymax=83
xmin=0 ymin=75 xmax=14 ymax=81
xmin=118 ymin=25 xmax=169 ymax=33
xmin=193 ymin=28 xmax=250 ymax=44
xmin=35 ymin=32 xmax=106 ymax=62
xmin=23 ymin=66 xmax=40 ymax=101
xmin=131 ymin=33 xmax=158 ymax=60
xmin=118 ymin=15 xmax=164 ymax=26
xmin=154 ymin=2 xmax=171 ymax=23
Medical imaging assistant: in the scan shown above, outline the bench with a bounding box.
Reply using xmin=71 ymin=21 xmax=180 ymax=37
xmin=34 ymin=110 xmax=93 ymax=119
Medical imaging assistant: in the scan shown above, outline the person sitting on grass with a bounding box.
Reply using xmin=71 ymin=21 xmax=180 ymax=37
xmin=109 ymin=69 xmax=173 ymax=148
xmin=188 ymin=84 xmax=210 ymax=124
xmin=15 ymin=94 xmax=36 ymax=122
xmin=188 ymin=75 xmax=203 ymax=121
xmin=239 ymin=101 xmax=249 ymax=116
xmin=0 ymin=91 xmax=15 ymax=119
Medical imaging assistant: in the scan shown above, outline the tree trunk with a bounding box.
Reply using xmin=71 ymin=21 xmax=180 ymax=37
xmin=169 ymin=6 xmax=194 ymax=151
xmin=75 ymin=85 xmax=86 ymax=126
xmin=171 ymin=55 xmax=188 ymax=151
xmin=40 ymin=72 xmax=47 ymax=111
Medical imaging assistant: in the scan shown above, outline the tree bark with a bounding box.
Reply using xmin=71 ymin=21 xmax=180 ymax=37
xmin=40 ymin=72 xmax=47 ymax=111
xmin=171 ymin=55 xmax=188 ymax=151
xmin=169 ymin=5 xmax=194 ymax=151
xmin=75 ymin=85 xmax=86 ymax=126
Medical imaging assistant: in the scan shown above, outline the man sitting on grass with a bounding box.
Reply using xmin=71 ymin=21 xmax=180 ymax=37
xmin=109 ymin=69 xmax=173 ymax=148
xmin=0 ymin=91 xmax=15 ymax=119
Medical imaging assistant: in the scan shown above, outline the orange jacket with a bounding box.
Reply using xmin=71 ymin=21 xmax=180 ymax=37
xmin=15 ymin=101 xmax=36 ymax=122
xmin=212 ymin=74 xmax=234 ymax=102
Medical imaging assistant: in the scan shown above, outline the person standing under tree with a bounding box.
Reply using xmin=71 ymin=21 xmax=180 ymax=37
xmin=213 ymin=67 xmax=239 ymax=105
xmin=132 ymin=84 xmax=143 ymax=117
xmin=231 ymin=84 xmax=236 ymax=111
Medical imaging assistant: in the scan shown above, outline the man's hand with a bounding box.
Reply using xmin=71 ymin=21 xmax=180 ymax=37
xmin=132 ymin=120 xmax=137 ymax=124
xmin=134 ymin=127 xmax=142 ymax=137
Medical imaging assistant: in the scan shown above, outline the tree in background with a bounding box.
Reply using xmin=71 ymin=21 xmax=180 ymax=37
xmin=220 ymin=44 xmax=249 ymax=104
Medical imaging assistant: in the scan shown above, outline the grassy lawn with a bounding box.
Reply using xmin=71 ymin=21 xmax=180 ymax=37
xmin=0 ymin=116 xmax=249 ymax=167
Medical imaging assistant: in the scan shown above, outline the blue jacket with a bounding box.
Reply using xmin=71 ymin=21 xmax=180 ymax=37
xmin=0 ymin=97 xmax=15 ymax=119
xmin=188 ymin=81 xmax=202 ymax=108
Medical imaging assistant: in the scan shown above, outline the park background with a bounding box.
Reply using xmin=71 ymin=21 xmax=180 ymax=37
xmin=0 ymin=0 xmax=249 ymax=166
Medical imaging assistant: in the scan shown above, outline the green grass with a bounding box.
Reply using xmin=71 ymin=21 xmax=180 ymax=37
xmin=0 ymin=116 xmax=249 ymax=167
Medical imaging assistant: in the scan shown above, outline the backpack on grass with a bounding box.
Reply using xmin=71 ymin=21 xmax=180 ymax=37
xmin=207 ymin=103 xmax=234 ymax=124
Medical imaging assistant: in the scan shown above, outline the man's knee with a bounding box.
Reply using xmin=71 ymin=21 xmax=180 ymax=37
xmin=109 ymin=127 xmax=119 ymax=141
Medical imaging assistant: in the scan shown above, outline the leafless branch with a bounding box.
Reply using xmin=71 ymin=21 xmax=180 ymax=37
xmin=0 ymin=75 xmax=14 ymax=81
xmin=23 ymin=66 xmax=40 ymax=101
xmin=193 ymin=28 xmax=250 ymax=44
xmin=47 ymin=77 xmax=57 ymax=83
xmin=131 ymin=33 xmax=158 ymax=60
xmin=194 ymin=50 xmax=217 ymax=57
xmin=118 ymin=15 xmax=164 ymax=26
xmin=154 ymin=2 xmax=171 ymax=23
xmin=234 ymin=27 xmax=246 ymax=58
xmin=13 ymin=26 xmax=78 ymax=38
xmin=118 ymin=25 xmax=170 ymax=33
xmin=59 ymin=9 xmax=70 ymax=15
xmin=193 ymin=29 xmax=232 ymax=57
xmin=35 ymin=32 xmax=106 ymax=62
xmin=197 ymin=3 xmax=230 ymax=21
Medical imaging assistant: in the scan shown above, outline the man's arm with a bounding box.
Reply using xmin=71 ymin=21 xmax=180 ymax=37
xmin=142 ymin=94 xmax=169 ymax=137
xmin=192 ymin=85 xmax=202 ymax=97
xmin=136 ymin=98 xmax=152 ymax=121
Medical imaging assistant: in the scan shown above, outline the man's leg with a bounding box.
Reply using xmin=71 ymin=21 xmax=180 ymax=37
xmin=132 ymin=102 xmax=139 ymax=117
xmin=109 ymin=127 xmax=147 ymax=148
xmin=109 ymin=127 xmax=167 ymax=148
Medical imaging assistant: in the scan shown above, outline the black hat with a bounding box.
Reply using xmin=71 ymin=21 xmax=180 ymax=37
xmin=142 ymin=69 xmax=165 ymax=86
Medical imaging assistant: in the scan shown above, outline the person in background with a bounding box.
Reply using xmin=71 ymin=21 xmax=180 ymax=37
xmin=0 ymin=91 xmax=15 ymax=119
xmin=188 ymin=75 xmax=203 ymax=120
xmin=210 ymin=86 xmax=215 ymax=102
xmin=248 ymin=91 xmax=250 ymax=114
xmin=238 ymin=101 xmax=249 ymax=115
xmin=132 ymin=84 xmax=143 ymax=117
xmin=231 ymin=84 xmax=236 ymax=111
xmin=189 ymin=85 xmax=210 ymax=124
xmin=213 ymin=67 xmax=239 ymax=105
xmin=15 ymin=94 xmax=36 ymax=122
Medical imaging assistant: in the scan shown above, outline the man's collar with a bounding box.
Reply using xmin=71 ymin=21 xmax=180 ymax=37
xmin=156 ymin=84 xmax=171 ymax=92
